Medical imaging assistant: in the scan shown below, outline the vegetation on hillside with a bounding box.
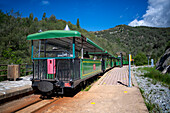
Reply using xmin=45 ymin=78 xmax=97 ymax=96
xmin=94 ymin=25 xmax=170 ymax=62
xmin=0 ymin=10 xmax=169 ymax=65
xmin=0 ymin=10 xmax=122 ymax=64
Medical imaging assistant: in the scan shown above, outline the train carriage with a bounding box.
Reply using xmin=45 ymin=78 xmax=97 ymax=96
xmin=27 ymin=30 xmax=115 ymax=95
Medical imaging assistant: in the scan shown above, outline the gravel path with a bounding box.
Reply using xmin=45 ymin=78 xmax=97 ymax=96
xmin=132 ymin=67 xmax=170 ymax=112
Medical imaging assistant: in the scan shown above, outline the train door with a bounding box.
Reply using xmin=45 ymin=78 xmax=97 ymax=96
xmin=102 ymin=58 xmax=105 ymax=72
xmin=47 ymin=59 xmax=56 ymax=79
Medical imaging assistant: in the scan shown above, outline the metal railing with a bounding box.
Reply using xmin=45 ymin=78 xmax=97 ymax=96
xmin=0 ymin=63 xmax=33 ymax=77
xmin=0 ymin=64 xmax=8 ymax=77
xmin=33 ymin=59 xmax=80 ymax=81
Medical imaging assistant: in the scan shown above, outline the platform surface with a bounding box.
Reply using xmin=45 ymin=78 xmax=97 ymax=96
xmin=98 ymin=66 xmax=129 ymax=86
xmin=35 ymin=66 xmax=148 ymax=113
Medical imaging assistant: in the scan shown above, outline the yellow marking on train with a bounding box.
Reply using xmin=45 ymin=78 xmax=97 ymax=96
xmin=104 ymin=82 xmax=106 ymax=84
xmin=83 ymin=61 xmax=101 ymax=63
xmin=83 ymin=70 xmax=101 ymax=76
xmin=91 ymin=102 xmax=95 ymax=104
xmin=124 ymin=91 xmax=127 ymax=93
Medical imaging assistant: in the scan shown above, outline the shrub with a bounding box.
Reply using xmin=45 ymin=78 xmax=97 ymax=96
xmin=134 ymin=52 xmax=147 ymax=66
xmin=140 ymin=67 xmax=170 ymax=86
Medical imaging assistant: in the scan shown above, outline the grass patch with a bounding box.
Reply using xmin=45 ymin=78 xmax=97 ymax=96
xmin=81 ymin=76 xmax=100 ymax=91
xmin=151 ymin=79 xmax=157 ymax=85
xmin=138 ymin=67 xmax=170 ymax=86
xmin=139 ymin=88 xmax=144 ymax=95
xmin=84 ymin=85 xmax=91 ymax=91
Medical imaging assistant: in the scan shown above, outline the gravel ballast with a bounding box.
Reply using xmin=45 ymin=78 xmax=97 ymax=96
xmin=132 ymin=67 xmax=170 ymax=112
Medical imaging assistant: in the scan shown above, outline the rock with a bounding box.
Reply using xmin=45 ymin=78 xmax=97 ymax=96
xmin=156 ymin=48 xmax=170 ymax=73
xmin=162 ymin=65 xmax=170 ymax=74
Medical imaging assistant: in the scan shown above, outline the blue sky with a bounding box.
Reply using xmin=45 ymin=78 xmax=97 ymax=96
xmin=0 ymin=0 xmax=169 ymax=31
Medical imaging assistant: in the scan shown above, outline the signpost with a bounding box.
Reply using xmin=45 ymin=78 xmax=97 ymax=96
xmin=151 ymin=59 xmax=154 ymax=67
xmin=129 ymin=54 xmax=132 ymax=87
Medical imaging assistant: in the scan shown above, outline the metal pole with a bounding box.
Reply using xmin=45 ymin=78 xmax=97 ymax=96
xmin=38 ymin=40 xmax=41 ymax=57
xmin=128 ymin=54 xmax=131 ymax=87
xmin=148 ymin=57 xmax=149 ymax=66
xmin=73 ymin=37 xmax=75 ymax=58
xmin=81 ymin=38 xmax=83 ymax=59
xmin=44 ymin=40 xmax=46 ymax=57
xmin=31 ymin=40 xmax=34 ymax=80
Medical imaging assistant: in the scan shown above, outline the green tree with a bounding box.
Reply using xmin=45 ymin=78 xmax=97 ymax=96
xmin=165 ymin=41 xmax=170 ymax=50
xmin=48 ymin=14 xmax=56 ymax=22
xmin=134 ymin=52 xmax=147 ymax=66
xmin=28 ymin=13 xmax=33 ymax=25
xmin=76 ymin=18 xmax=80 ymax=28
xmin=29 ymin=13 xmax=33 ymax=21
xmin=34 ymin=17 xmax=38 ymax=22
xmin=42 ymin=12 xmax=47 ymax=21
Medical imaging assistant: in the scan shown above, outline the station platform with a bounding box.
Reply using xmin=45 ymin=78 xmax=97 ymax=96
xmin=0 ymin=75 xmax=32 ymax=103
xmin=98 ymin=66 xmax=129 ymax=86
xmin=44 ymin=66 xmax=148 ymax=113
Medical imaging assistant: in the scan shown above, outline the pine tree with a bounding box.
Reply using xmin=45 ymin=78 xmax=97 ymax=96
xmin=29 ymin=13 xmax=33 ymax=21
xmin=42 ymin=12 xmax=46 ymax=20
xmin=76 ymin=18 xmax=80 ymax=28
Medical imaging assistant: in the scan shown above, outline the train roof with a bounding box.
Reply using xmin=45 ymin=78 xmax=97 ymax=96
xmin=27 ymin=30 xmax=113 ymax=54
xmin=27 ymin=30 xmax=81 ymax=40
xmin=88 ymin=51 xmax=115 ymax=58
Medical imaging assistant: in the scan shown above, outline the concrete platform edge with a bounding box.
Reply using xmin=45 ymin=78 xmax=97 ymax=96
xmin=0 ymin=86 xmax=33 ymax=101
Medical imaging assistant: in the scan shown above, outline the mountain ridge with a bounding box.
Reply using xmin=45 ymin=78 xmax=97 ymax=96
xmin=93 ymin=25 xmax=170 ymax=60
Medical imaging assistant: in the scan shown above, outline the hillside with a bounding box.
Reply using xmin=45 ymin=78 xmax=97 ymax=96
xmin=0 ymin=10 xmax=120 ymax=64
xmin=93 ymin=25 xmax=170 ymax=60
xmin=1 ymin=10 xmax=169 ymax=64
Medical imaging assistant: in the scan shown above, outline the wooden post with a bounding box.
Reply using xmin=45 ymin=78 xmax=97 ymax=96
xmin=7 ymin=65 xmax=20 ymax=81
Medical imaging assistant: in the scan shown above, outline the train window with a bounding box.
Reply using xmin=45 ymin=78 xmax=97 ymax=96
xmin=33 ymin=38 xmax=73 ymax=58
xmin=33 ymin=40 xmax=45 ymax=58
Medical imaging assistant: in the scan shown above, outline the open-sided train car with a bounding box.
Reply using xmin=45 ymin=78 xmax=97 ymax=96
xmin=115 ymin=56 xmax=128 ymax=67
xmin=27 ymin=30 xmax=115 ymax=95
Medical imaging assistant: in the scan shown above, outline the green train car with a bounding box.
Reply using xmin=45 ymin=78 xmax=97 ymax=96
xmin=27 ymin=30 xmax=115 ymax=95
xmin=115 ymin=56 xmax=128 ymax=67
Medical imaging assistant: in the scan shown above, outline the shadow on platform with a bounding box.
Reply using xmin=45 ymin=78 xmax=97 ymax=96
xmin=117 ymin=81 xmax=128 ymax=87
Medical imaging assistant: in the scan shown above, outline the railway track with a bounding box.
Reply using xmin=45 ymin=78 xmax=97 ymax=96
xmin=0 ymin=95 xmax=61 ymax=113
xmin=16 ymin=97 xmax=60 ymax=113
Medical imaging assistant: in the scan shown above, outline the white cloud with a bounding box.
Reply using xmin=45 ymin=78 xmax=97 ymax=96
xmin=42 ymin=0 xmax=50 ymax=5
xmin=129 ymin=0 xmax=170 ymax=27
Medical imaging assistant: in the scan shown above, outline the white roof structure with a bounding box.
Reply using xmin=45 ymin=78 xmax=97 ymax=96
xmin=64 ymin=24 xmax=70 ymax=30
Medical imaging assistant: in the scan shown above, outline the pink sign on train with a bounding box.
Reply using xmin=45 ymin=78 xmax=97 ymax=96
xmin=47 ymin=59 xmax=56 ymax=74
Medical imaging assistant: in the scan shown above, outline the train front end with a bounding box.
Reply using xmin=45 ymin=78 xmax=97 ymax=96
xmin=27 ymin=30 xmax=81 ymax=95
